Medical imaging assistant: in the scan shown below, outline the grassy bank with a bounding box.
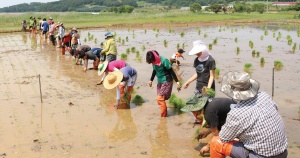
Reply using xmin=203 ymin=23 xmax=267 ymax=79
xmin=0 ymin=10 xmax=299 ymax=32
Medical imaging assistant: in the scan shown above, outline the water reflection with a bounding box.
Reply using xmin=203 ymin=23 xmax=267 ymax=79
xmin=149 ymin=118 xmax=173 ymax=157
xmin=107 ymin=109 xmax=137 ymax=142
xmin=21 ymin=33 xmax=28 ymax=44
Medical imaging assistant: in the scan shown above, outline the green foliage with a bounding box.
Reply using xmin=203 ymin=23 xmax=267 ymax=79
xmin=260 ymin=36 xmax=264 ymax=40
xmin=210 ymin=4 xmax=222 ymax=14
xmin=215 ymin=68 xmax=220 ymax=79
xmin=176 ymin=43 xmax=180 ymax=50
xmin=244 ymin=63 xmax=253 ymax=70
xmin=209 ymin=44 xmax=213 ymax=50
xmin=131 ymin=95 xmax=145 ymax=106
xmin=234 ymin=37 xmax=238 ymax=43
xmin=141 ymin=45 xmax=146 ymax=51
xmin=169 ymin=93 xmax=185 ymax=113
xmin=126 ymin=48 xmax=130 ymax=54
xmin=180 ymin=32 xmax=185 ymax=37
xmin=252 ymin=3 xmax=265 ymax=14
xmin=213 ymin=38 xmax=217 ymax=45
xmin=267 ymin=45 xmax=272 ymax=53
xmin=249 ymin=41 xmax=254 ymax=49
xmin=190 ymin=3 xmax=202 ymax=13
xmin=131 ymin=47 xmax=136 ymax=53
xmin=163 ymin=39 xmax=168 ymax=47
xmin=121 ymin=53 xmax=127 ymax=60
xmin=274 ymin=60 xmax=283 ymax=70
xmin=260 ymin=57 xmax=265 ymax=63
xmin=206 ymin=88 xmax=216 ymax=98
xmin=236 ymin=47 xmax=240 ymax=54
xmin=288 ymin=39 xmax=293 ymax=46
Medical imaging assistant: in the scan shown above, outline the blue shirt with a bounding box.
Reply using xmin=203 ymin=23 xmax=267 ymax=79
xmin=42 ymin=22 xmax=49 ymax=32
xmin=119 ymin=66 xmax=137 ymax=81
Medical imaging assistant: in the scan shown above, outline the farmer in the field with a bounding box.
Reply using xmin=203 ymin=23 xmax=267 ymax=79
xmin=73 ymin=45 xmax=100 ymax=72
xmin=181 ymin=91 xmax=234 ymax=155
xmin=209 ymin=71 xmax=288 ymax=158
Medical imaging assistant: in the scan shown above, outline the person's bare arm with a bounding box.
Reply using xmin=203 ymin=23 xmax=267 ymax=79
xmin=183 ymin=73 xmax=197 ymax=89
xmin=207 ymin=70 xmax=215 ymax=88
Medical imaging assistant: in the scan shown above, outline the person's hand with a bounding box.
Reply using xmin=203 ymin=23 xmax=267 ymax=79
xmin=96 ymin=80 xmax=103 ymax=85
xmin=196 ymin=131 xmax=210 ymax=140
xmin=200 ymin=145 xmax=210 ymax=155
xmin=148 ymin=81 xmax=152 ymax=87
xmin=176 ymin=82 xmax=181 ymax=92
xmin=183 ymin=82 xmax=189 ymax=89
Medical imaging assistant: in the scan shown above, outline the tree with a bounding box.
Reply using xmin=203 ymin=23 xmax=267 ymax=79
xmin=190 ymin=3 xmax=202 ymax=13
xmin=252 ymin=3 xmax=265 ymax=14
xmin=210 ymin=4 xmax=222 ymax=14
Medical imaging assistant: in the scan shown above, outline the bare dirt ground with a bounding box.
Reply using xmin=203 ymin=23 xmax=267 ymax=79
xmin=0 ymin=22 xmax=300 ymax=158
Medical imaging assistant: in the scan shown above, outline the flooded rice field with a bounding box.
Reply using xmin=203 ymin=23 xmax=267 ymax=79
xmin=0 ymin=22 xmax=300 ymax=157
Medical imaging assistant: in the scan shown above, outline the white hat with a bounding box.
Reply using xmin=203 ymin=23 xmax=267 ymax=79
xmin=188 ymin=40 xmax=208 ymax=55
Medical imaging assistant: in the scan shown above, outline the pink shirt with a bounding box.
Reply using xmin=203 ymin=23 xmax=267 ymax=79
xmin=107 ymin=60 xmax=126 ymax=72
xmin=49 ymin=25 xmax=56 ymax=35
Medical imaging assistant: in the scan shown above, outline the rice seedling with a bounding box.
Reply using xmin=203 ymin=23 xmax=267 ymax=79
xmin=156 ymin=28 xmax=160 ymax=32
xmin=117 ymin=37 xmax=121 ymax=43
xmin=136 ymin=51 xmax=140 ymax=57
xmin=231 ymin=29 xmax=234 ymax=33
xmin=180 ymin=32 xmax=185 ymax=37
xmin=126 ymin=48 xmax=130 ymax=54
xmin=100 ymin=42 xmax=104 ymax=47
xmin=267 ymin=45 xmax=272 ymax=53
xmin=144 ymin=30 xmax=147 ymax=34
xmin=132 ymin=34 xmax=135 ymax=39
xmin=236 ymin=47 xmax=240 ymax=54
xmin=273 ymin=32 xmax=276 ymax=38
xmin=249 ymin=41 xmax=254 ymax=49
xmin=286 ymin=35 xmax=291 ymax=40
xmin=113 ymin=32 xmax=117 ymax=37
xmin=84 ymin=38 xmax=87 ymax=42
xmin=215 ymin=68 xmax=220 ymax=79
xmin=204 ymin=33 xmax=208 ymax=38
xmin=141 ymin=45 xmax=146 ymax=51
xmin=121 ymin=53 xmax=127 ymax=60
xmin=278 ymin=32 xmax=282 ymax=38
xmin=182 ymin=42 xmax=185 ymax=49
xmin=209 ymin=44 xmax=213 ymax=50
xmin=94 ymin=38 xmax=97 ymax=44
xmin=264 ymin=30 xmax=268 ymax=36
xmin=292 ymin=43 xmax=297 ymax=53
xmin=169 ymin=93 xmax=185 ymax=113
xmin=235 ymin=28 xmax=238 ymax=32
xmin=88 ymin=32 xmax=90 ymax=37
xmin=213 ymin=38 xmax=217 ymax=45
xmin=234 ymin=37 xmax=238 ymax=43
xmin=206 ymin=88 xmax=216 ymax=98
xmin=163 ymin=40 xmax=168 ymax=47
xmin=136 ymin=56 xmax=142 ymax=62
xmin=260 ymin=36 xmax=264 ymax=40
xmin=244 ymin=63 xmax=252 ymax=71
xmin=256 ymin=51 xmax=260 ymax=57
xmin=198 ymin=29 xmax=201 ymax=35
xmin=131 ymin=95 xmax=145 ymax=106
xmin=126 ymin=36 xmax=128 ymax=42
xmin=122 ymin=39 xmax=125 ymax=45
xmin=155 ymin=34 xmax=158 ymax=38
xmin=252 ymin=50 xmax=256 ymax=57
xmin=276 ymin=37 xmax=279 ymax=41
xmin=274 ymin=60 xmax=283 ymax=70
xmin=219 ymin=28 xmax=222 ymax=32
xmin=131 ymin=47 xmax=136 ymax=53
xmin=288 ymin=39 xmax=292 ymax=46
xmin=176 ymin=43 xmax=180 ymax=50
xmin=260 ymin=57 xmax=265 ymax=63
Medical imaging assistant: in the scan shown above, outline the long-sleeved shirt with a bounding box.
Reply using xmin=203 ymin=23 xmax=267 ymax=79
xmin=101 ymin=38 xmax=117 ymax=55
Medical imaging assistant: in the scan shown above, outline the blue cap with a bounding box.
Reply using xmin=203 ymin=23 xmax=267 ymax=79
xmin=105 ymin=32 xmax=113 ymax=38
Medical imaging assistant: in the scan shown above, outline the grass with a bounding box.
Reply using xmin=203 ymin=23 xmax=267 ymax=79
xmin=0 ymin=11 xmax=299 ymax=32
xmin=169 ymin=93 xmax=185 ymax=113
xmin=131 ymin=95 xmax=145 ymax=106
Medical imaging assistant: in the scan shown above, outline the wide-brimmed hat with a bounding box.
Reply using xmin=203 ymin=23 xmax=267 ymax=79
xmin=105 ymin=32 xmax=113 ymax=39
xmin=220 ymin=71 xmax=260 ymax=101
xmin=49 ymin=17 xmax=53 ymax=20
xmin=98 ymin=61 xmax=108 ymax=76
xmin=189 ymin=40 xmax=207 ymax=55
xmin=103 ymin=71 xmax=123 ymax=89
xmin=72 ymin=27 xmax=77 ymax=32
xmin=180 ymin=96 xmax=208 ymax=112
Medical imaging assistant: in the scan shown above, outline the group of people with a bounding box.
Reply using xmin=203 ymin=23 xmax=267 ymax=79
xmin=21 ymin=17 xmax=288 ymax=157
xmin=145 ymin=40 xmax=287 ymax=157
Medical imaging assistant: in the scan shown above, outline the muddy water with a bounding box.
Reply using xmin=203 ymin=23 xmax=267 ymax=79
xmin=0 ymin=22 xmax=299 ymax=157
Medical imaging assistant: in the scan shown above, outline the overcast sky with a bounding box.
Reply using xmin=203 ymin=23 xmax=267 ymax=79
xmin=0 ymin=0 xmax=58 ymax=8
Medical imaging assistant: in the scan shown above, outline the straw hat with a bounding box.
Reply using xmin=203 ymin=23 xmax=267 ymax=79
xmin=98 ymin=61 xmax=108 ymax=76
xmin=103 ymin=71 xmax=123 ymax=89
xmin=220 ymin=71 xmax=260 ymax=101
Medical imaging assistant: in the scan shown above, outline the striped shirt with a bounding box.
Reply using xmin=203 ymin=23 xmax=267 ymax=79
xmin=219 ymin=92 xmax=288 ymax=157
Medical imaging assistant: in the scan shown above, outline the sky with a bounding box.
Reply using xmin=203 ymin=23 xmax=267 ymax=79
xmin=0 ymin=0 xmax=58 ymax=8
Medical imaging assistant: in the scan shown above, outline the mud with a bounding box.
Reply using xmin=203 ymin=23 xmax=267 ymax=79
xmin=0 ymin=22 xmax=300 ymax=157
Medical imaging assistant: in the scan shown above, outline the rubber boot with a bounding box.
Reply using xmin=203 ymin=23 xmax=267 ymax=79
xmin=127 ymin=86 xmax=134 ymax=103
xmin=210 ymin=136 xmax=233 ymax=158
xmin=61 ymin=46 xmax=65 ymax=55
xmin=119 ymin=85 xmax=127 ymax=105
xmin=157 ymin=95 xmax=167 ymax=117
xmin=93 ymin=58 xmax=100 ymax=70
